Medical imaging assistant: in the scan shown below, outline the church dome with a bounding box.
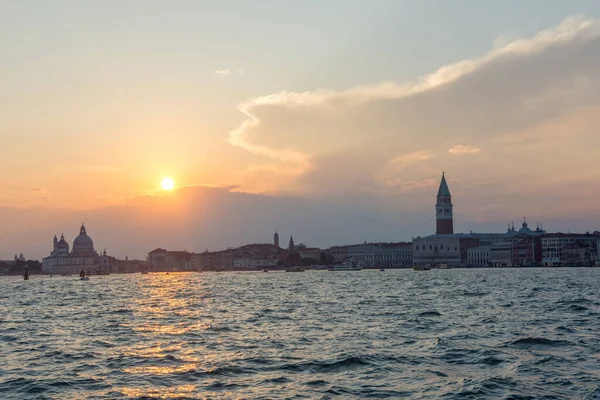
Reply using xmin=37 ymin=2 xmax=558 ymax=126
xmin=73 ymin=224 xmax=94 ymax=251
xmin=518 ymin=219 xmax=532 ymax=234
xmin=57 ymin=234 xmax=69 ymax=251
xmin=57 ymin=236 xmax=68 ymax=247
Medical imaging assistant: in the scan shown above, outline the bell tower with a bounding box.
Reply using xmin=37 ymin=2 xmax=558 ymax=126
xmin=436 ymin=172 xmax=454 ymax=235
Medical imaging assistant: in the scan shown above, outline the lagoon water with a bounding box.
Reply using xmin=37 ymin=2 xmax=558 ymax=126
xmin=1 ymin=268 xmax=599 ymax=399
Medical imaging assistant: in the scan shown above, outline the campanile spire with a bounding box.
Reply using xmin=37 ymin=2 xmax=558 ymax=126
xmin=435 ymin=172 xmax=454 ymax=234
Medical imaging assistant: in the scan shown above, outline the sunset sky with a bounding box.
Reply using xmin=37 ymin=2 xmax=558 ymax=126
xmin=2 ymin=1 xmax=600 ymax=260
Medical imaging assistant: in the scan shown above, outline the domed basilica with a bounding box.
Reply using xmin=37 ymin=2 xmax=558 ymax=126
xmin=42 ymin=224 xmax=116 ymax=275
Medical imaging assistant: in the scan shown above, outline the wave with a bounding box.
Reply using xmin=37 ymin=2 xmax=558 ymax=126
xmin=555 ymin=325 xmax=576 ymax=333
xmin=480 ymin=317 xmax=497 ymax=324
xmin=305 ymin=379 xmax=328 ymax=386
xmin=110 ymin=308 xmax=132 ymax=314
xmin=284 ymin=356 xmax=372 ymax=373
xmin=462 ymin=290 xmax=490 ymax=297
xmin=568 ymin=305 xmax=589 ymax=312
xmin=197 ymin=365 xmax=257 ymax=377
xmin=556 ymin=297 xmax=596 ymax=306
xmin=0 ymin=377 xmax=79 ymax=396
xmin=449 ymin=376 xmax=518 ymax=398
xmin=418 ymin=311 xmax=442 ymax=317
xmin=260 ymin=376 xmax=291 ymax=384
xmin=507 ymin=337 xmax=573 ymax=347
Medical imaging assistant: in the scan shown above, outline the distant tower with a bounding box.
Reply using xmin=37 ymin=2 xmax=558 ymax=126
xmin=289 ymin=236 xmax=295 ymax=251
xmin=435 ymin=172 xmax=454 ymax=235
xmin=274 ymin=230 xmax=280 ymax=248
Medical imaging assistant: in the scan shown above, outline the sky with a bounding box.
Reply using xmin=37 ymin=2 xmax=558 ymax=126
xmin=2 ymin=1 xmax=600 ymax=260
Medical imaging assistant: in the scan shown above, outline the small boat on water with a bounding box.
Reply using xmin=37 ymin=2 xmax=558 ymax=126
xmin=285 ymin=267 xmax=305 ymax=272
xmin=263 ymin=269 xmax=268 ymax=272
xmin=329 ymin=259 xmax=361 ymax=271
xmin=80 ymin=277 xmax=90 ymax=281
xmin=380 ymin=268 xmax=385 ymax=272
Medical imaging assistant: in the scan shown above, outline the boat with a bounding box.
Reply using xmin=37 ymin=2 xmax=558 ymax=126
xmin=285 ymin=267 xmax=305 ymax=272
xmin=141 ymin=271 xmax=149 ymax=275
xmin=263 ymin=269 xmax=268 ymax=272
xmin=379 ymin=268 xmax=385 ymax=272
xmin=80 ymin=277 xmax=90 ymax=281
xmin=329 ymin=259 xmax=361 ymax=271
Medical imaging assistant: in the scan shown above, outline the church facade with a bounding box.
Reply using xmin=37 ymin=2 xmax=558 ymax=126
xmin=42 ymin=224 xmax=116 ymax=275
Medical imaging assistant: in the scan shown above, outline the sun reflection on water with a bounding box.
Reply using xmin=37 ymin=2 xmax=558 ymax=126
xmin=120 ymin=384 xmax=198 ymax=399
xmin=114 ymin=273 xmax=232 ymax=398
xmin=124 ymin=364 xmax=198 ymax=375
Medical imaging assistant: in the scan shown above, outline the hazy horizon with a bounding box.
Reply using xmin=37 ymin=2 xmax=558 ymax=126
xmin=3 ymin=1 xmax=600 ymax=260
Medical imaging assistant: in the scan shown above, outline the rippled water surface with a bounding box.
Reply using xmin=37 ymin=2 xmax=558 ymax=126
xmin=1 ymin=268 xmax=600 ymax=399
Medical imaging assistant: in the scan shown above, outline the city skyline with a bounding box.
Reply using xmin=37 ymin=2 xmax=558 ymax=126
xmin=2 ymin=2 xmax=600 ymax=259
xmin=6 ymin=172 xmax=598 ymax=262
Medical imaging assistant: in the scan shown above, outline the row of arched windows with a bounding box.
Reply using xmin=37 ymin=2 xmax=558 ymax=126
xmin=415 ymin=244 xmax=458 ymax=251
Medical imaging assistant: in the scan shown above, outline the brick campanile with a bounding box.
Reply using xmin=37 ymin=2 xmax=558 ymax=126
xmin=435 ymin=172 xmax=454 ymax=235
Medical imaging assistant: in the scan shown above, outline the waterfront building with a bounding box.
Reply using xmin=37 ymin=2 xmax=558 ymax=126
xmin=348 ymin=242 xmax=412 ymax=268
xmin=470 ymin=233 xmax=512 ymax=247
xmin=413 ymin=234 xmax=479 ymax=266
xmin=42 ymin=224 xmax=116 ymax=275
xmin=233 ymin=257 xmax=278 ymax=269
xmin=194 ymin=249 xmax=235 ymax=270
xmin=541 ymin=233 xmax=598 ymax=266
xmin=470 ymin=220 xmax=545 ymax=266
xmin=324 ymin=246 xmax=348 ymax=263
xmin=467 ymin=246 xmax=491 ymax=267
xmin=511 ymin=235 xmax=542 ymax=266
xmin=232 ymin=243 xmax=280 ymax=269
xmin=116 ymin=258 xmax=148 ymax=273
xmin=147 ymin=248 xmax=168 ymax=270
xmin=165 ymin=251 xmax=193 ymax=271
xmin=298 ymin=247 xmax=322 ymax=263
xmin=489 ymin=242 xmax=513 ymax=266
xmin=147 ymin=249 xmax=193 ymax=271
xmin=0 ymin=254 xmax=27 ymax=275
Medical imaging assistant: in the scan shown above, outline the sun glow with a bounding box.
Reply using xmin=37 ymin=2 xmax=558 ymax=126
xmin=161 ymin=177 xmax=175 ymax=191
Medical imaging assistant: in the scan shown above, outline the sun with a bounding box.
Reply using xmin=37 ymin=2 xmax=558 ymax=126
xmin=161 ymin=177 xmax=175 ymax=191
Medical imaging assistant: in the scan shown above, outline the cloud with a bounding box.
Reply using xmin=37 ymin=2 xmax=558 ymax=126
xmin=213 ymin=69 xmax=232 ymax=76
xmin=448 ymin=145 xmax=481 ymax=155
xmin=213 ymin=69 xmax=244 ymax=77
xmin=227 ymin=15 xmax=600 ymax=219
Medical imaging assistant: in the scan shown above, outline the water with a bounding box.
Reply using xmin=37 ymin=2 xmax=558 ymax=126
xmin=1 ymin=268 xmax=600 ymax=399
